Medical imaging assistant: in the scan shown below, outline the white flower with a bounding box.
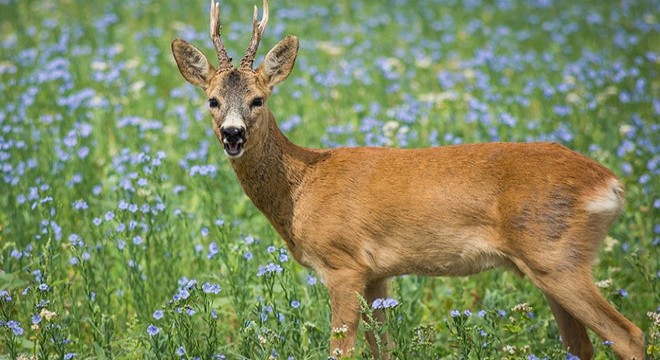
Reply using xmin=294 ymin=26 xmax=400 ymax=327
xmin=596 ymin=279 xmax=613 ymax=288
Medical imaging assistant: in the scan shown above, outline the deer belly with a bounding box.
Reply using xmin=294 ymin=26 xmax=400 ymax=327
xmin=362 ymin=227 xmax=508 ymax=278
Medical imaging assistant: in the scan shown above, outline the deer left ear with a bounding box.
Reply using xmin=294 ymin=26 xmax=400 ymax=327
xmin=172 ymin=38 xmax=217 ymax=88
xmin=257 ymin=35 xmax=298 ymax=88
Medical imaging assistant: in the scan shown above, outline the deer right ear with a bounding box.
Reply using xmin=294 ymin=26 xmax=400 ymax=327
xmin=172 ymin=39 xmax=216 ymax=88
xmin=258 ymin=36 xmax=299 ymax=89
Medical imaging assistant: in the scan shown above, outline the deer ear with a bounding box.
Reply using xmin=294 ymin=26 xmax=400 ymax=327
xmin=172 ymin=39 xmax=216 ymax=88
xmin=258 ymin=36 xmax=298 ymax=88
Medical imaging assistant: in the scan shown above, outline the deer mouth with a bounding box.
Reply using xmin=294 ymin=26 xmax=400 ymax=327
xmin=223 ymin=138 xmax=244 ymax=158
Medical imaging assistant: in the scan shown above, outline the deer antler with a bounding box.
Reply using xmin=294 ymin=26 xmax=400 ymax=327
xmin=210 ymin=0 xmax=233 ymax=71
xmin=240 ymin=0 xmax=269 ymax=70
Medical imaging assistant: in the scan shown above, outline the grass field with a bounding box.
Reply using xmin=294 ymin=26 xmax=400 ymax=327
xmin=1 ymin=0 xmax=659 ymax=358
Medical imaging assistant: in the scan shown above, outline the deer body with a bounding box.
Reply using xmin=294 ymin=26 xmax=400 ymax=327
xmin=239 ymin=128 xmax=616 ymax=279
xmin=172 ymin=1 xmax=645 ymax=358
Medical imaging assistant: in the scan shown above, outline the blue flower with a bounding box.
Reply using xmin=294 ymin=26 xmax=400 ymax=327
xmin=257 ymin=262 xmax=283 ymax=277
xmin=618 ymin=289 xmax=628 ymax=297
xmin=147 ymin=324 xmax=160 ymax=336
xmin=32 ymin=313 xmax=42 ymax=324
xmin=372 ymin=298 xmax=384 ymax=309
xmin=173 ymin=288 xmax=191 ymax=302
xmin=244 ymin=235 xmax=255 ymax=245
xmin=36 ymin=299 xmax=50 ymax=309
xmin=553 ymin=105 xmax=572 ymax=117
xmin=291 ymin=300 xmax=301 ymax=309
xmin=202 ymin=282 xmax=221 ymax=294
xmin=64 ymin=353 xmax=76 ymax=360
xmin=153 ymin=310 xmax=164 ymax=320
xmin=208 ymin=242 xmax=219 ymax=259
xmin=383 ymin=298 xmax=399 ymax=308
xmin=6 ymin=320 xmax=23 ymax=336
xmin=68 ymin=234 xmax=84 ymax=248
xmin=306 ymin=275 xmax=317 ymax=286
xmin=72 ymin=199 xmax=89 ymax=210
xmin=78 ymin=146 xmax=90 ymax=159
xmin=183 ymin=279 xmax=197 ymax=290
xmin=38 ymin=283 xmax=50 ymax=292
xmin=133 ymin=236 xmax=143 ymax=245
xmin=176 ymin=346 xmax=186 ymax=356
xmin=450 ymin=310 xmax=461 ymax=318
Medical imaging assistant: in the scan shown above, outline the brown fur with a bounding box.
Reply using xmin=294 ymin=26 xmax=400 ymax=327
xmin=171 ymin=2 xmax=645 ymax=358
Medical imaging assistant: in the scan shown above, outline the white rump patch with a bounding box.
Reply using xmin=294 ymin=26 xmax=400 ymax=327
xmin=584 ymin=178 xmax=625 ymax=214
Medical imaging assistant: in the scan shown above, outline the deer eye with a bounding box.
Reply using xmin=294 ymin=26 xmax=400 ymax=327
xmin=209 ymin=98 xmax=219 ymax=108
xmin=250 ymin=97 xmax=264 ymax=108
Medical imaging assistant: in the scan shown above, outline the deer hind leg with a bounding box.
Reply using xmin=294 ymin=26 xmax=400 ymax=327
xmin=363 ymin=278 xmax=391 ymax=360
xmin=544 ymin=293 xmax=593 ymax=359
xmin=520 ymin=264 xmax=644 ymax=360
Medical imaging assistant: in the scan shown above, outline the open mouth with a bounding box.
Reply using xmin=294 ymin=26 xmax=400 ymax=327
xmin=223 ymin=139 xmax=244 ymax=158
xmin=220 ymin=126 xmax=246 ymax=158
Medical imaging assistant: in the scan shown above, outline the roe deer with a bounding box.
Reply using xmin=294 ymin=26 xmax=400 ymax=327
xmin=171 ymin=1 xmax=645 ymax=358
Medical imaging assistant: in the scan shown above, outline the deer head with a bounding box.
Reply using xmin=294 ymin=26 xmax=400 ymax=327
xmin=172 ymin=0 xmax=298 ymax=159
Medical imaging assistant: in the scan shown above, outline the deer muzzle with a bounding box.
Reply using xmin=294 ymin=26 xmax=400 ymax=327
xmin=221 ymin=126 xmax=245 ymax=158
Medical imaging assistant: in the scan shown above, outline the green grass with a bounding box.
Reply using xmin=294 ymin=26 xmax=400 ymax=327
xmin=0 ymin=0 xmax=658 ymax=358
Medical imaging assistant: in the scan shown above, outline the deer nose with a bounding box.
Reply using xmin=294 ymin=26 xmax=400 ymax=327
xmin=221 ymin=127 xmax=245 ymax=143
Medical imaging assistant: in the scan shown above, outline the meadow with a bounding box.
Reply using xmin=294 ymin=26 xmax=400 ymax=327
xmin=0 ymin=0 xmax=659 ymax=358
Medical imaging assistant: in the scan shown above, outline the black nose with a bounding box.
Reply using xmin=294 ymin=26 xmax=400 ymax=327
xmin=221 ymin=127 xmax=244 ymax=143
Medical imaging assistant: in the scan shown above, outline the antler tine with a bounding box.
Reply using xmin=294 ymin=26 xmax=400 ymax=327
xmin=210 ymin=0 xmax=233 ymax=70
xmin=240 ymin=0 xmax=269 ymax=70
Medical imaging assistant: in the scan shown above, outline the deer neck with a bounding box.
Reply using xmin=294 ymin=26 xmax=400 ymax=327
xmin=228 ymin=111 xmax=319 ymax=248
